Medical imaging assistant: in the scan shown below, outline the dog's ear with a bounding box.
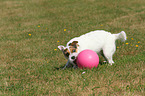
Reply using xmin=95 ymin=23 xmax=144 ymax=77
xmin=58 ymin=45 xmax=65 ymax=51
xmin=69 ymin=41 xmax=78 ymax=47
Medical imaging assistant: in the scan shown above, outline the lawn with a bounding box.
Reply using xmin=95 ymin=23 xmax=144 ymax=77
xmin=0 ymin=0 xmax=145 ymax=95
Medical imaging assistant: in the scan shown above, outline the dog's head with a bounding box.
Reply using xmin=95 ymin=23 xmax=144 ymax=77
xmin=58 ymin=41 xmax=79 ymax=64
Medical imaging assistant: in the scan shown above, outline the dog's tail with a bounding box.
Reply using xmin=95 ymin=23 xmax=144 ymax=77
xmin=114 ymin=31 xmax=127 ymax=42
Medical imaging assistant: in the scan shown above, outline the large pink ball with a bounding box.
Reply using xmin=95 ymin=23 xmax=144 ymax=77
xmin=76 ymin=49 xmax=99 ymax=69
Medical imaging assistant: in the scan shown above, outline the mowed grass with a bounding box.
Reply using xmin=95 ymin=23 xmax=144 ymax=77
xmin=0 ymin=0 xmax=145 ymax=95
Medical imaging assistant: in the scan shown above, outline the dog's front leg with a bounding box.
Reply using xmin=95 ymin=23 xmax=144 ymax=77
xmin=62 ymin=60 xmax=70 ymax=69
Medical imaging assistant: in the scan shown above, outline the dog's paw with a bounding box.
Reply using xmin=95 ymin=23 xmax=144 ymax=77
xmin=62 ymin=67 xmax=66 ymax=70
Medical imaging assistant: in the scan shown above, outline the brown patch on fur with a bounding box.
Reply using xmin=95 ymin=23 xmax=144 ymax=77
xmin=64 ymin=48 xmax=70 ymax=57
xmin=69 ymin=41 xmax=79 ymax=53
xmin=69 ymin=47 xmax=78 ymax=53
xmin=63 ymin=41 xmax=79 ymax=58
xmin=69 ymin=41 xmax=78 ymax=47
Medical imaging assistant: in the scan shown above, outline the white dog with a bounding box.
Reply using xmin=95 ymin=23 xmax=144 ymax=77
xmin=58 ymin=30 xmax=126 ymax=69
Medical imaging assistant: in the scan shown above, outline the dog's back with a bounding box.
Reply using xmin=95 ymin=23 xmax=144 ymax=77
xmin=72 ymin=30 xmax=113 ymax=52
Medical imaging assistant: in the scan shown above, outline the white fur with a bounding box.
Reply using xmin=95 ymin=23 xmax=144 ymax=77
xmin=58 ymin=30 xmax=126 ymax=69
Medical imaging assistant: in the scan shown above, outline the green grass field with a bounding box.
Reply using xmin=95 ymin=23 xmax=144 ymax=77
xmin=0 ymin=0 xmax=145 ymax=95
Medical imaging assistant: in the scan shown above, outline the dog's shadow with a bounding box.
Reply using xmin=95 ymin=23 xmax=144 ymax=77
xmin=99 ymin=61 xmax=107 ymax=65
xmin=54 ymin=64 xmax=75 ymax=70
xmin=54 ymin=61 xmax=107 ymax=70
xmin=54 ymin=66 xmax=64 ymax=70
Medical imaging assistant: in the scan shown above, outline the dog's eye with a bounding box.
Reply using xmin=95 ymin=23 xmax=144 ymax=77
xmin=72 ymin=49 xmax=76 ymax=52
xmin=65 ymin=52 xmax=70 ymax=57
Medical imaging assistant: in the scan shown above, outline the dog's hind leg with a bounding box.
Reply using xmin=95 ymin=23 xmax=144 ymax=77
xmin=103 ymin=44 xmax=116 ymax=65
xmin=103 ymin=52 xmax=114 ymax=65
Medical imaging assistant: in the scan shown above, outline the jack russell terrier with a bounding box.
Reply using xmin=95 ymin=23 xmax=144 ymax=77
xmin=58 ymin=30 xmax=127 ymax=69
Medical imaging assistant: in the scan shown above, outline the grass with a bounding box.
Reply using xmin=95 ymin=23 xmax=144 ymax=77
xmin=0 ymin=0 xmax=145 ymax=95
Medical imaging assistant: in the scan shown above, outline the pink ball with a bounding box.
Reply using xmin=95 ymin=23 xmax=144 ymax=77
xmin=76 ymin=49 xmax=99 ymax=69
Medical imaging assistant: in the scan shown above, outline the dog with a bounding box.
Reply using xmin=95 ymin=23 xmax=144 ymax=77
xmin=58 ymin=30 xmax=127 ymax=69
